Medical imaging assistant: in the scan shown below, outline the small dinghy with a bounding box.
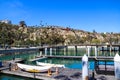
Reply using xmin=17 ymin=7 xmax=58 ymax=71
xmin=17 ymin=63 xmax=52 ymax=73
xmin=36 ymin=61 xmax=65 ymax=68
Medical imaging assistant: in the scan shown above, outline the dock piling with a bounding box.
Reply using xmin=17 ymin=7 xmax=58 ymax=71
xmin=114 ymin=53 xmax=120 ymax=79
xmin=87 ymin=46 xmax=90 ymax=57
xmin=48 ymin=69 xmax=52 ymax=76
xmin=95 ymin=46 xmax=98 ymax=57
xmin=33 ymin=71 xmax=36 ymax=78
xmin=45 ymin=48 xmax=47 ymax=56
xmin=66 ymin=46 xmax=68 ymax=56
xmin=82 ymin=54 xmax=88 ymax=80
xmin=50 ymin=48 xmax=52 ymax=56
xmin=75 ymin=46 xmax=78 ymax=56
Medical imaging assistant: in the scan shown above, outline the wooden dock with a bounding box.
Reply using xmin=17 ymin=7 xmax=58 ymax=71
xmin=46 ymin=55 xmax=114 ymax=60
xmin=6 ymin=58 xmax=25 ymax=63
xmin=0 ymin=66 xmax=9 ymax=71
xmin=0 ymin=66 xmax=115 ymax=80
xmin=29 ymin=56 xmax=47 ymax=61
xmin=0 ymin=48 xmax=39 ymax=54
xmin=94 ymin=58 xmax=114 ymax=75
xmin=0 ymin=57 xmax=115 ymax=80
xmin=46 ymin=55 xmax=115 ymax=75
xmin=0 ymin=56 xmax=116 ymax=80
xmin=0 ymin=58 xmax=25 ymax=71
xmin=1 ymin=69 xmax=56 ymax=80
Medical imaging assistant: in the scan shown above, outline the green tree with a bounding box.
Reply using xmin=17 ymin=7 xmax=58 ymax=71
xmin=19 ymin=21 xmax=27 ymax=27
xmin=91 ymin=38 xmax=101 ymax=44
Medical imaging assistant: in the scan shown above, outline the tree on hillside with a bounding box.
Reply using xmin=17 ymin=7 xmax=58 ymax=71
xmin=0 ymin=25 xmax=15 ymax=46
xmin=86 ymin=33 xmax=94 ymax=44
xmin=91 ymin=38 xmax=101 ymax=44
xmin=17 ymin=21 xmax=28 ymax=43
xmin=19 ymin=21 xmax=27 ymax=27
xmin=40 ymin=20 xmax=44 ymax=27
xmin=66 ymin=35 xmax=76 ymax=44
xmin=38 ymin=27 xmax=65 ymax=45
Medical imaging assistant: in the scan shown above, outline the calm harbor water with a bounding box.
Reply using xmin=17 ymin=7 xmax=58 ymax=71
xmin=0 ymin=47 xmax=117 ymax=80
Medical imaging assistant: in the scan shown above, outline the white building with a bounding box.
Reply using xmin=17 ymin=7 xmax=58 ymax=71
xmin=0 ymin=20 xmax=12 ymax=24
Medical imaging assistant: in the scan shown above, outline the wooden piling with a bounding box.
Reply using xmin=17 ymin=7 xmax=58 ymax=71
xmin=75 ymin=46 xmax=77 ymax=56
xmin=47 ymin=69 xmax=52 ymax=76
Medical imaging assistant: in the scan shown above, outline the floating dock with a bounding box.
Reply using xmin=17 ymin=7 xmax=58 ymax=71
xmin=29 ymin=56 xmax=47 ymax=61
xmin=46 ymin=55 xmax=114 ymax=60
xmin=0 ymin=56 xmax=116 ymax=80
xmin=1 ymin=69 xmax=56 ymax=80
xmin=0 ymin=64 xmax=115 ymax=80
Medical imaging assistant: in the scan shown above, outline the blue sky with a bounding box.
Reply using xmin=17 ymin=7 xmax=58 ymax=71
xmin=0 ymin=0 xmax=120 ymax=32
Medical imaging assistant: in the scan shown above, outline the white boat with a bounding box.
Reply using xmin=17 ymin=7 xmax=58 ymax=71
xmin=36 ymin=61 xmax=65 ymax=68
xmin=17 ymin=63 xmax=52 ymax=73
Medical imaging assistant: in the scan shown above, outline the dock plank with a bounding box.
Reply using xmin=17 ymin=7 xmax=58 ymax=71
xmin=1 ymin=69 xmax=56 ymax=80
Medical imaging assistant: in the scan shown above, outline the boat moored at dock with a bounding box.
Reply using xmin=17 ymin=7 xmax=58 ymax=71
xmin=17 ymin=63 xmax=52 ymax=73
xmin=36 ymin=61 xmax=65 ymax=68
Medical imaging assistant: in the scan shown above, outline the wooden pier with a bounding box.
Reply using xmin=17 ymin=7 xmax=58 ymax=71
xmin=0 ymin=66 xmax=115 ymax=80
xmin=0 ymin=44 xmax=118 ymax=80
xmin=0 ymin=48 xmax=39 ymax=54
xmin=1 ymin=44 xmax=120 ymax=56
xmin=1 ymin=69 xmax=56 ymax=80
xmin=46 ymin=55 xmax=115 ymax=75
xmin=0 ymin=56 xmax=116 ymax=80
xmin=94 ymin=58 xmax=114 ymax=75
xmin=46 ymin=55 xmax=114 ymax=60
xmin=0 ymin=58 xmax=25 ymax=71
xmin=29 ymin=56 xmax=47 ymax=61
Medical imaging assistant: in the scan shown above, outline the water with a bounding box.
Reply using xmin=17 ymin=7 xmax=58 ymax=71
xmin=0 ymin=74 xmax=38 ymax=80
xmin=0 ymin=50 xmax=40 ymax=61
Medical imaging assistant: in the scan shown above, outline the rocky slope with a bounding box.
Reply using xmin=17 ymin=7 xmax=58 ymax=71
xmin=0 ymin=22 xmax=120 ymax=46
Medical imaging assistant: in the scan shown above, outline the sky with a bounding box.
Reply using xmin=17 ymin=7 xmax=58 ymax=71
xmin=0 ymin=0 xmax=120 ymax=33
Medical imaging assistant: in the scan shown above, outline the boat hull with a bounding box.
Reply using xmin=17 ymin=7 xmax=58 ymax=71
xmin=36 ymin=61 xmax=65 ymax=68
xmin=17 ymin=63 xmax=52 ymax=73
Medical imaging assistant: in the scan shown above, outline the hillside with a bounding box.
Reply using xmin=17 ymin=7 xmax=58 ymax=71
xmin=0 ymin=22 xmax=120 ymax=46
